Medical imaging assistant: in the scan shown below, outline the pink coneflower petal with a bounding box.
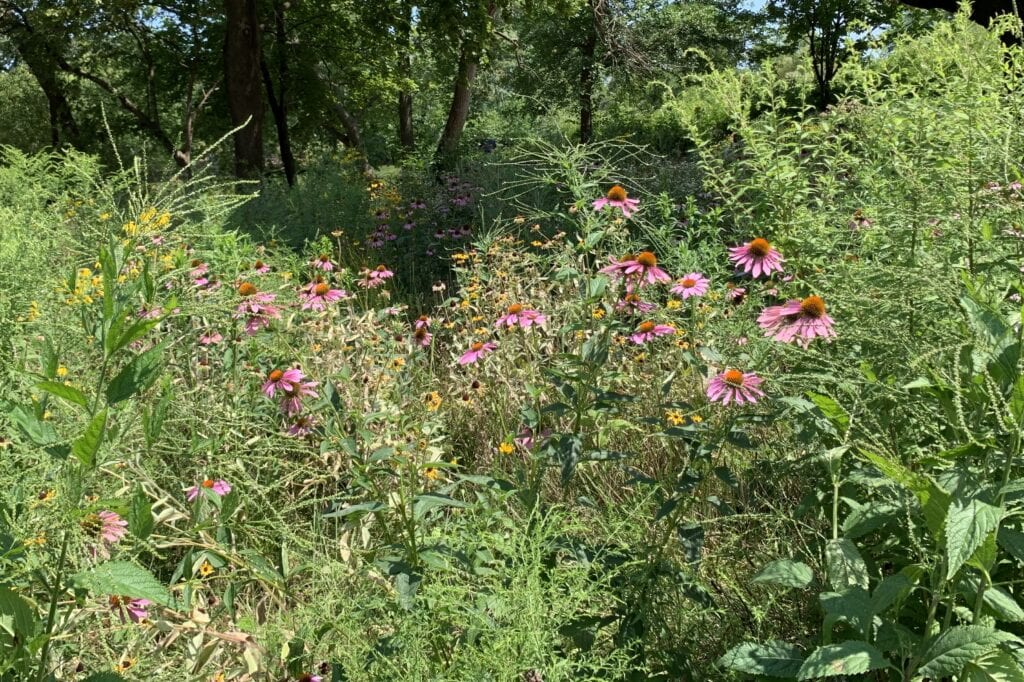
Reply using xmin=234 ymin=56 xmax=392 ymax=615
xmin=495 ymin=304 xmax=547 ymax=329
xmin=458 ymin=341 xmax=497 ymax=365
xmin=592 ymin=185 xmax=640 ymax=218
xmin=707 ymin=369 xmax=765 ymax=406
xmin=670 ymin=273 xmax=710 ymax=299
xmin=629 ymin=321 xmax=675 ymax=344
xmin=757 ymin=296 xmax=835 ymax=348
xmin=187 ymin=478 xmax=231 ymax=501
xmin=729 ymin=238 xmax=784 ymax=279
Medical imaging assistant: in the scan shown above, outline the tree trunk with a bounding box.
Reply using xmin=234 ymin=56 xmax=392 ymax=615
xmin=398 ymin=87 xmax=415 ymax=151
xmin=435 ymin=49 xmax=479 ymax=167
xmin=579 ymin=0 xmax=597 ymax=144
xmin=5 ymin=23 xmax=80 ymax=149
xmin=397 ymin=0 xmax=415 ymax=151
xmin=261 ymin=0 xmax=296 ymax=186
xmin=224 ymin=0 xmax=264 ymax=179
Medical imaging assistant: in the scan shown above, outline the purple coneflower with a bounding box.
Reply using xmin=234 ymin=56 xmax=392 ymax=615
xmin=630 ymin=320 xmax=675 ymax=345
xmin=671 ymin=273 xmax=709 ymax=299
xmin=300 ymin=280 xmax=347 ymax=311
xmin=109 ymin=595 xmax=152 ymax=623
xmin=757 ymin=295 xmax=836 ymax=347
xmin=615 ymin=293 xmax=657 ymax=314
xmin=233 ymin=282 xmax=281 ymax=335
xmin=252 ymin=259 xmax=271 ymax=274
xmin=592 ymin=185 xmax=640 ymax=217
xmin=287 ymin=415 xmax=317 ymax=437
xmin=600 ymin=251 xmax=671 ymax=287
xmin=459 ymin=341 xmax=497 ymax=365
xmin=495 ymin=303 xmax=546 ymax=329
xmin=279 ymin=379 xmax=318 ymax=416
xmin=311 ymin=254 xmax=335 ymax=271
xmin=186 ymin=478 xmax=231 ymax=501
xmin=358 ymin=265 xmax=394 ymax=288
xmin=728 ymin=238 xmax=784 ymax=278
xmin=707 ymin=369 xmax=765 ymax=405
xmin=97 ymin=510 xmax=127 ymax=544
xmin=199 ymin=331 xmax=223 ymax=346
xmin=262 ymin=368 xmax=305 ymax=397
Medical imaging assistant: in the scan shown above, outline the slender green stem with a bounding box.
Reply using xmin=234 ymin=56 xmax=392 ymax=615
xmin=36 ymin=532 xmax=70 ymax=682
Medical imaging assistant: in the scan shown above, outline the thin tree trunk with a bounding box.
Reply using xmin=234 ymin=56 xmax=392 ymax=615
xmin=5 ymin=22 xmax=80 ymax=148
xmin=397 ymin=0 xmax=415 ymax=151
xmin=224 ymin=0 xmax=264 ymax=179
xmin=579 ymin=0 xmax=597 ymax=144
xmin=261 ymin=0 xmax=296 ymax=186
xmin=435 ymin=49 xmax=478 ymax=167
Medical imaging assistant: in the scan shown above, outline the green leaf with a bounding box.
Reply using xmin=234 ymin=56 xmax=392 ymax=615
xmin=73 ymin=561 xmax=171 ymax=606
xmin=825 ymin=538 xmax=869 ymax=590
xmin=105 ymin=343 xmax=164 ymax=405
xmin=957 ymin=576 xmax=1024 ymax=623
xmin=820 ymin=587 xmax=873 ymax=639
xmin=0 ymin=585 xmax=36 ymax=638
xmin=129 ymin=486 xmax=154 ymax=541
xmin=7 ymin=402 xmax=57 ymax=446
xmin=412 ymin=493 xmax=470 ymax=520
xmin=83 ymin=674 xmax=129 ymax=682
xmin=717 ymin=641 xmax=804 ymax=677
xmin=796 ymin=641 xmax=890 ymax=679
xmin=321 ymin=502 xmax=386 ymax=519
xmin=860 ymin=449 xmax=950 ymax=538
xmin=112 ymin=317 xmax=161 ymax=356
xmin=998 ymin=527 xmax=1024 ymax=563
xmin=871 ymin=574 xmax=913 ymax=615
xmin=917 ymin=626 xmax=1018 ymax=678
xmin=752 ymin=559 xmax=814 ymax=588
xmin=946 ymin=498 xmax=1002 ymax=579
xmin=1010 ymin=375 xmax=1024 ymax=426
xmin=72 ymin=408 xmax=107 ymax=468
xmin=36 ymin=381 xmax=88 ymax=409
xmin=962 ymin=651 xmax=1024 ymax=681
xmin=806 ymin=392 xmax=849 ymax=434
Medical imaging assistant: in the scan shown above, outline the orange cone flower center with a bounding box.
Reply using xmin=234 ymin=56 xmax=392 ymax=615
xmin=800 ymin=295 xmax=826 ymax=318
xmin=636 ymin=251 xmax=658 ymax=268
xmin=681 ymin=277 xmax=697 ymax=288
xmin=723 ymin=369 xmax=745 ymax=386
xmin=507 ymin=303 xmax=524 ymax=314
xmin=191 ymin=259 xmax=203 ymax=267
xmin=625 ymin=293 xmax=641 ymax=303
xmin=319 ymin=254 xmax=330 ymax=262
xmin=254 ymin=260 xmax=264 ymax=269
xmin=748 ymin=238 xmax=771 ymax=257
xmin=313 ymin=282 xmax=331 ymax=296
xmin=268 ymin=369 xmax=284 ymax=382
xmin=471 ymin=342 xmax=484 ymax=352
xmin=201 ymin=479 xmax=215 ymax=489
xmin=638 ymin=321 xmax=656 ymax=333
xmin=237 ymin=282 xmax=257 ymax=297
xmin=417 ymin=315 xmax=429 ymax=323
xmin=375 ymin=265 xmax=388 ymax=272
xmin=415 ymin=328 xmax=428 ymax=339
xmin=606 ymin=185 xmax=628 ymax=202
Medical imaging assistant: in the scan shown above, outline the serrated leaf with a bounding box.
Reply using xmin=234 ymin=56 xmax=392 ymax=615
xmin=0 ymin=585 xmax=36 ymax=637
xmin=752 ymin=559 xmax=814 ymax=588
xmin=412 ymin=493 xmax=470 ymax=520
xmin=825 ymin=538 xmax=869 ymax=590
xmin=820 ymin=587 xmax=873 ymax=639
xmin=717 ymin=641 xmax=804 ymax=677
xmin=957 ymin=576 xmax=1024 ymax=623
xmin=998 ymin=527 xmax=1024 ymax=563
xmin=806 ymin=392 xmax=849 ymax=433
xmin=871 ymin=574 xmax=913 ymax=615
xmin=917 ymin=626 xmax=1018 ymax=678
xmin=129 ymin=486 xmax=153 ymax=541
xmin=860 ymin=449 xmax=950 ymax=538
xmin=796 ymin=641 xmax=890 ymax=679
xmin=73 ymin=561 xmax=170 ymax=605
xmin=112 ymin=317 xmax=161 ymax=356
xmin=105 ymin=343 xmax=164 ymax=405
xmin=72 ymin=408 xmax=107 ymax=468
xmin=946 ymin=498 xmax=1002 ymax=579
xmin=36 ymin=381 xmax=88 ymax=409
xmin=963 ymin=651 xmax=1024 ymax=681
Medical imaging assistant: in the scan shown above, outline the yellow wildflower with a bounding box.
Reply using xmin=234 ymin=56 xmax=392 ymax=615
xmin=424 ymin=392 xmax=443 ymax=411
xmin=498 ymin=442 xmax=514 ymax=455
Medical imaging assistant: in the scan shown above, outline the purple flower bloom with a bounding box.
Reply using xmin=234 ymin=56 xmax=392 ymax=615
xmin=615 ymin=293 xmax=657 ymax=314
xmin=629 ymin=321 xmax=675 ymax=344
xmin=359 ymin=265 xmax=394 ymax=288
xmin=757 ymin=296 xmax=836 ymax=347
xmin=109 ymin=595 xmax=152 ymax=623
xmin=729 ymin=238 xmax=784 ymax=278
xmin=495 ymin=303 xmax=546 ymax=329
xmin=199 ymin=331 xmax=223 ymax=345
xmin=671 ymin=273 xmax=710 ymax=299
xmin=300 ymin=280 xmax=348 ymax=311
xmin=311 ymin=254 xmax=335 ymax=271
xmin=707 ymin=369 xmax=765 ymax=405
xmin=287 ymin=415 xmax=317 ymax=437
xmin=186 ymin=479 xmax=231 ymax=501
xmin=458 ymin=341 xmax=497 ymax=365
xmin=592 ymin=185 xmax=640 ymax=217
xmin=599 ymin=251 xmax=671 ymax=288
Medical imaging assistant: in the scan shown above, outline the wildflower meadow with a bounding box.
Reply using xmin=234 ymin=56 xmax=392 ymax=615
xmin=3 ymin=3 xmax=1024 ymax=681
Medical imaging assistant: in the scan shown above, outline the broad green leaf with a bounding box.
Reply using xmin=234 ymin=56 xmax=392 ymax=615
xmin=36 ymin=381 xmax=88 ymax=409
xmin=957 ymin=576 xmax=1024 ymax=623
xmin=129 ymin=486 xmax=154 ymax=541
xmin=820 ymin=587 xmax=873 ymax=639
xmin=871 ymin=574 xmax=913 ymax=615
xmin=73 ymin=561 xmax=170 ymax=606
xmin=860 ymin=449 xmax=950 ymax=538
xmin=321 ymin=502 xmax=386 ymax=519
xmin=998 ymin=527 xmax=1024 ymax=563
xmin=963 ymin=651 xmax=1024 ymax=681
xmin=111 ymin=317 xmax=161 ymax=356
xmin=105 ymin=343 xmax=164 ymax=405
xmin=796 ymin=641 xmax=890 ymax=679
xmin=7 ymin=403 xmax=58 ymax=446
xmin=412 ymin=493 xmax=470 ymax=520
xmin=806 ymin=392 xmax=849 ymax=433
xmin=825 ymin=538 xmax=869 ymax=590
xmin=72 ymin=408 xmax=107 ymax=468
xmin=0 ymin=585 xmax=36 ymax=637
xmin=752 ymin=559 xmax=814 ymax=588
xmin=917 ymin=626 xmax=1018 ymax=678
xmin=717 ymin=641 xmax=804 ymax=677
xmin=946 ymin=498 xmax=1002 ymax=579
